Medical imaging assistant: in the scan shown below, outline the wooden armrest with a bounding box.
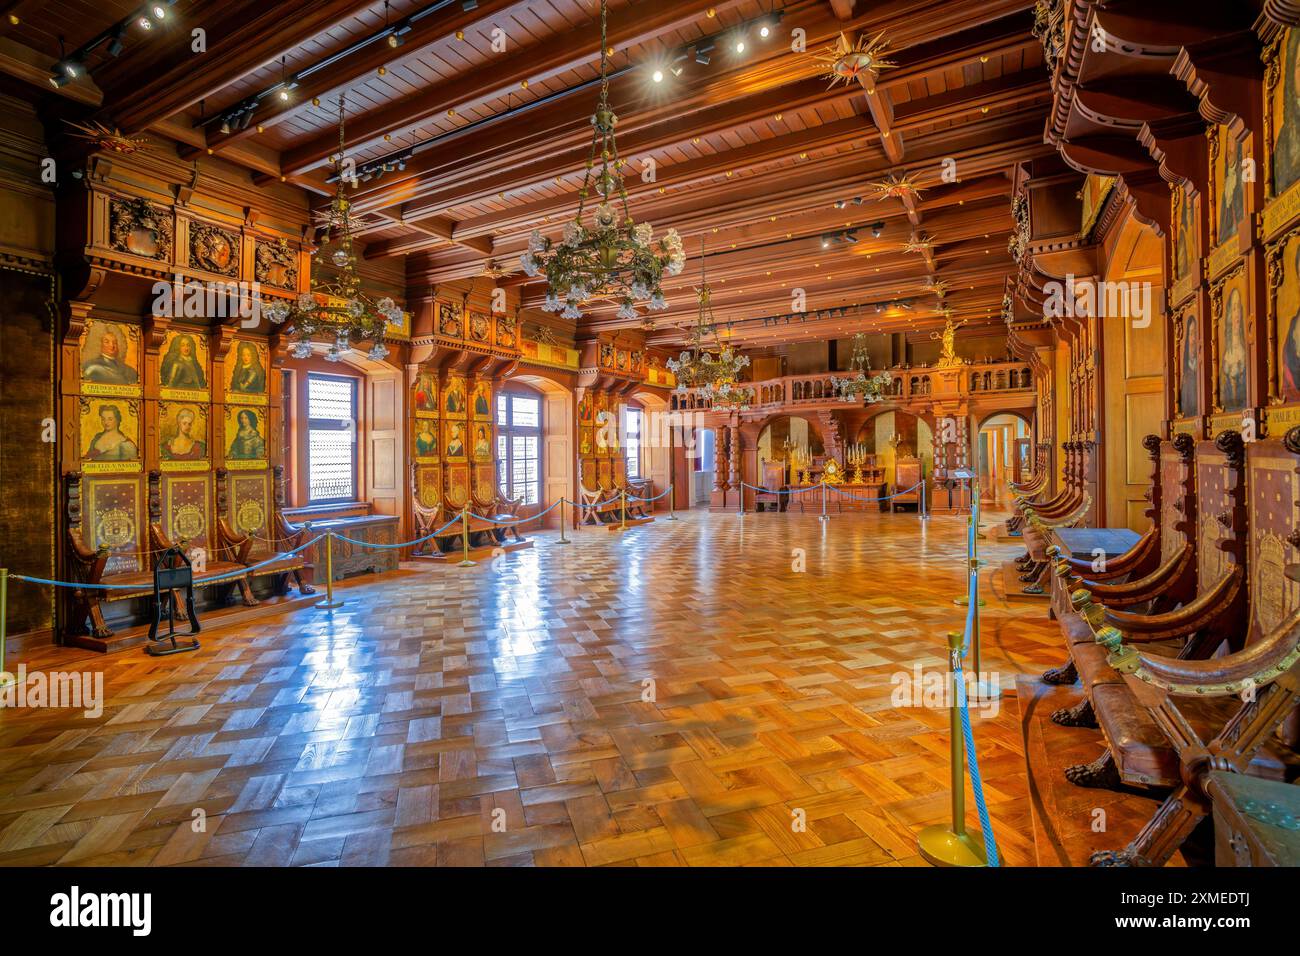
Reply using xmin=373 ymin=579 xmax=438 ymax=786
xmin=275 ymin=511 xmax=307 ymax=549
xmin=1103 ymin=566 xmax=1243 ymax=639
xmin=1076 ymin=543 xmax=1191 ymax=605
xmin=217 ymin=516 xmax=255 ymax=564
xmin=67 ymin=528 xmax=107 ymax=565
xmin=1057 ymin=525 xmax=1157 ymax=579
xmin=1109 ymin=606 xmax=1300 ymax=697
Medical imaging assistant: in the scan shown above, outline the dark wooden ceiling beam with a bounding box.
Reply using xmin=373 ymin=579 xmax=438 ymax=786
xmin=104 ymin=0 xmax=380 ymax=135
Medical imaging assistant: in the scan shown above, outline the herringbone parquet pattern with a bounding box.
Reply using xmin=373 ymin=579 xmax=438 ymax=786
xmin=0 ymin=510 xmax=1064 ymax=866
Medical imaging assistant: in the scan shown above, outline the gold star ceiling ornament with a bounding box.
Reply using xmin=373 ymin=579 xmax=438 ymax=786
xmin=64 ymin=120 xmax=150 ymax=154
xmin=902 ymin=232 xmax=936 ymax=254
xmin=864 ymin=171 xmax=926 ymax=203
xmin=815 ymin=31 xmax=896 ymax=88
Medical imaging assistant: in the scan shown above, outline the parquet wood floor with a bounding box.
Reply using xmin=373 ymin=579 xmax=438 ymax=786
xmin=0 ymin=509 xmax=1073 ymax=867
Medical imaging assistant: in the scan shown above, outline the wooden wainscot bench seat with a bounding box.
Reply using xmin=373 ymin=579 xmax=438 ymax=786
xmin=63 ymin=471 xmax=261 ymax=653
xmin=416 ymin=495 xmax=535 ymax=561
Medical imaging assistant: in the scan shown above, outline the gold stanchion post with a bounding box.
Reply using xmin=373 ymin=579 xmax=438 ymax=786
xmin=917 ymin=629 xmax=988 ymax=868
xmin=954 ymin=478 xmax=986 ymax=608
xmin=666 ymin=483 xmax=678 ymax=520
xmin=558 ymin=498 xmax=570 ymax=544
xmin=458 ymin=506 xmax=475 ymax=566
xmin=619 ymin=490 xmax=627 ymax=530
xmin=0 ymin=567 xmax=11 ymax=688
xmin=315 ymin=532 xmax=344 ymax=609
xmin=819 ymin=481 xmax=829 ymax=521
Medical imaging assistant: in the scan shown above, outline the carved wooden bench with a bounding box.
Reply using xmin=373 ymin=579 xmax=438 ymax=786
xmin=212 ymin=466 xmax=315 ymax=597
xmin=63 ymin=471 xmax=254 ymax=643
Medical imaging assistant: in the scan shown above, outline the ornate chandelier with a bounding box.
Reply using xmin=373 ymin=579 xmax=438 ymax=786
xmin=263 ymin=95 xmax=402 ymax=362
xmin=830 ymin=333 xmax=892 ymax=403
xmin=815 ymin=31 xmax=896 ymax=88
xmin=520 ymin=0 xmax=685 ymax=321
xmin=666 ymin=240 xmax=749 ymax=394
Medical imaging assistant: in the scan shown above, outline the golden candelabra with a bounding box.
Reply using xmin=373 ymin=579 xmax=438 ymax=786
xmin=846 ymin=442 xmax=869 ymax=485
xmin=784 ymin=440 xmax=813 ymax=484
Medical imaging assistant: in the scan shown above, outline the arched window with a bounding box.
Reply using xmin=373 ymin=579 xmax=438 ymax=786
xmin=496 ymin=388 xmax=542 ymax=504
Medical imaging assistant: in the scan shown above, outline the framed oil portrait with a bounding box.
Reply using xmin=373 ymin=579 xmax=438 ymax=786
xmin=1171 ymin=184 xmax=1198 ymax=300
xmin=443 ymin=419 xmax=468 ymax=461
xmin=444 ymin=375 xmax=467 ymax=417
xmin=471 ymin=380 xmax=492 ymax=420
xmin=471 ymin=422 xmax=493 ymax=462
xmin=1213 ymin=267 xmax=1251 ymax=413
xmin=226 ymin=339 xmax=269 ymax=405
xmin=1268 ymin=227 xmax=1300 ymax=404
xmin=80 ymin=319 xmax=142 ymax=396
xmin=159 ymin=327 xmax=210 ymax=400
xmin=413 ymin=370 xmax=439 ymax=419
xmin=577 ymin=391 xmax=594 ymax=424
xmin=159 ymin=402 xmax=210 ymax=472
xmin=1270 ymin=28 xmax=1300 ymax=201
xmin=79 ymin=397 xmax=142 ymax=473
xmin=224 ymin=404 xmax=269 ymax=470
xmin=579 ymin=425 xmax=594 ymax=457
xmin=1175 ymin=306 xmax=1201 ymax=419
xmin=413 ymin=417 xmax=440 ymax=462
xmin=1212 ymin=125 xmax=1246 ymax=250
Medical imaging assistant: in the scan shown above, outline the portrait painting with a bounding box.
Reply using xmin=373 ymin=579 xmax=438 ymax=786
xmin=1217 ymin=272 xmax=1250 ymax=412
xmin=414 ymin=371 xmax=438 ymax=418
xmin=1174 ymin=185 xmax=1196 ymax=281
xmin=1215 ymin=127 xmax=1245 ymax=246
xmin=413 ymin=418 xmax=440 ymax=461
xmin=578 ymin=392 xmax=594 ymax=424
xmin=224 ymin=405 xmax=268 ymax=468
xmin=1277 ymin=232 xmax=1300 ymax=401
xmin=227 ymin=340 xmax=269 ymax=402
xmin=159 ymin=403 xmax=209 ymax=469
xmin=444 ymin=376 xmax=467 ymax=416
xmin=472 ymin=423 xmax=492 ymax=462
xmin=159 ymin=328 xmax=209 ymax=398
xmin=1178 ymin=309 xmax=1200 ymax=418
xmin=80 ymin=398 xmax=141 ymax=472
xmin=443 ymin=420 xmax=467 ymax=461
xmin=579 ymin=426 xmax=594 ymax=457
xmin=472 ymin=381 xmax=492 ymax=420
xmin=1272 ymin=28 xmax=1300 ymax=197
xmin=79 ymin=319 xmax=141 ymax=395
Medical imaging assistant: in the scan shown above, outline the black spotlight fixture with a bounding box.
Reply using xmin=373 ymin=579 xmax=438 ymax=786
xmin=107 ymin=26 xmax=127 ymax=57
xmin=694 ymin=41 xmax=714 ymax=66
xmin=870 ymin=221 xmax=884 ymax=238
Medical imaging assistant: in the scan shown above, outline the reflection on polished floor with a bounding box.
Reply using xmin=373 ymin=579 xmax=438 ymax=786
xmin=0 ymin=510 xmax=1064 ymax=867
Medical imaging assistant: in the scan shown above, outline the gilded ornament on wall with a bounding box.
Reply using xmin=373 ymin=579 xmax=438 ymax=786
xmin=254 ymin=237 xmax=298 ymax=289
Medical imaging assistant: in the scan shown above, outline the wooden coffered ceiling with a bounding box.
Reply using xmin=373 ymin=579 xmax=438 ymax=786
xmin=5 ymin=0 xmax=1054 ymax=347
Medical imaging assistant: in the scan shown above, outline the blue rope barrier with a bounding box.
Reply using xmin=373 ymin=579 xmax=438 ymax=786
xmin=472 ymin=497 xmax=564 ymax=527
xmin=956 ymin=525 xmax=999 ymax=866
xmin=332 ymin=511 xmax=465 ymax=549
xmin=625 ymin=486 xmax=672 ymax=503
xmin=826 ymin=480 xmax=923 ymax=503
xmin=10 ymin=534 xmax=326 ymax=590
xmin=739 ymin=481 xmax=823 ymax=496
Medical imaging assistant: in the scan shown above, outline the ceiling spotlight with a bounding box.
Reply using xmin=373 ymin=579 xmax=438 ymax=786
xmin=461 ymin=0 xmax=478 ymax=10
xmin=48 ymin=72 xmax=71 ymax=88
xmin=870 ymin=221 xmax=884 ymax=238
xmin=833 ymin=199 xmax=847 ymax=209
xmin=151 ymin=4 xmax=167 ymax=19
xmin=107 ymin=26 xmax=127 ymax=57
xmin=220 ymin=118 xmax=231 ymax=134
xmin=735 ymin=40 xmax=746 ymax=54
xmin=278 ymin=88 xmax=290 ymax=101
xmin=694 ymin=41 xmax=713 ymax=65
xmin=759 ymin=24 xmax=770 ymax=38
xmin=138 ymin=16 xmax=153 ymax=30
xmin=652 ymin=69 xmax=663 ymax=83
xmin=388 ymin=34 xmax=402 ymax=48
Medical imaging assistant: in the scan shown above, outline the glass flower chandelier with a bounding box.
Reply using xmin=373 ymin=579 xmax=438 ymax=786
xmin=830 ymin=333 xmax=892 ymax=403
xmin=666 ymin=239 xmax=749 ymax=396
xmin=263 ymin=95 xmax=402 ymax=362
xmin=519 ymin=0 xmax=685 ymax=321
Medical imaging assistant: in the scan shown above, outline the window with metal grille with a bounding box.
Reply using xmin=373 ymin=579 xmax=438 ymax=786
xmin=307 ymin=374 xmax=356 ymax=503
xmin=496 ymin=391 xmax=541 ymax=505
xmin=625 ymin=406 xmax=643 ymax=479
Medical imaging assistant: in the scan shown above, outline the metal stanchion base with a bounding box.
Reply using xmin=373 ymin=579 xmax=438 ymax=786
xmin=917 ymin=825 xmax=987 ymax=867
xmin=316 ymin=594 xmax=344 ymax=608
xmin=968 ymin=677 xmax=1001 ymax=701
xmin=953 ymin=597 xmax=987 ymax=607
xmin=457 ymin=559 xmax=476 ymax=567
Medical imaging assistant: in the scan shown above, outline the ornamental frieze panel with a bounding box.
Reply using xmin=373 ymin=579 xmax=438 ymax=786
xmin=253 ymin=237 xmax=298 ymax=289
xmin=109 ymin=197 xmax=173 ymax=263
xmin=188 ymin=221 xmax=240 ymax=277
